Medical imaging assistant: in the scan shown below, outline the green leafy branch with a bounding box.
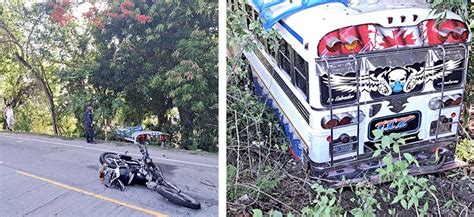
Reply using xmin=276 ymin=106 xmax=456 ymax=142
xmin=372 ymin=129 xmax=440 ymax=217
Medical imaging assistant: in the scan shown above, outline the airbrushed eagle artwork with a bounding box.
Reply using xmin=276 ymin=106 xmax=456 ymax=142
xmin=234 ymin=0 xmax=470 ymax=184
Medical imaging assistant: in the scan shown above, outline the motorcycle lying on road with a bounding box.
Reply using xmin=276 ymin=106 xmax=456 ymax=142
xmin=98 ymin=134 xmax=201 ymax=209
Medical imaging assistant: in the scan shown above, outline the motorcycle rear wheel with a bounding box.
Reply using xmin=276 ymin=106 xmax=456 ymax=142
xmin=99 ymin=152 xmax=121 ymax=168
xmin=156 ymin=186 xmax=201 ymax=209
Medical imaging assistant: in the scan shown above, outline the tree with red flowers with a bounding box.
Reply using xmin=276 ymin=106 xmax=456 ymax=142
xmin=81 ymin=0 xmax=153 ymax=29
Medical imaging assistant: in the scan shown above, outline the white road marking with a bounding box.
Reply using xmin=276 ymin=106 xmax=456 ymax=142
xmin=0 ymin=134 xmax=218 ymax=168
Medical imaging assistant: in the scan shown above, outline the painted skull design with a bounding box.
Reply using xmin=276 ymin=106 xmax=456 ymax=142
xmin=387 ymin=69 xmax=408 ymax=93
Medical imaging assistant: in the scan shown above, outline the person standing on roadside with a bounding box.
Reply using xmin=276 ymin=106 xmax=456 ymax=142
xmin=3 ymin=104 xmax=14 ymax=131
xmin=84 ymin=103 xmax=96 ymax=144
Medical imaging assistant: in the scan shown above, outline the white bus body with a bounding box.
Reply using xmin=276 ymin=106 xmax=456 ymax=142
xmin=230 ymin=0 xmax=471 ymax=178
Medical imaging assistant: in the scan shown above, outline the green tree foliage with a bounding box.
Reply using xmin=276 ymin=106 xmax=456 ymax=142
xmin=0 ymin=0 xmax=218 ymax=151
xmin=84 ymin=0 xmax=218 ymax=150
xmin=0 ymin=1 xmax=81 ymax=135
xmin=164 ymin=30 xmax=218 ymax=151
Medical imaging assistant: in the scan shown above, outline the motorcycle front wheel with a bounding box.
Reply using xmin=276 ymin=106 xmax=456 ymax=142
xmin=156 ymin=186 xmax=201 ymax=209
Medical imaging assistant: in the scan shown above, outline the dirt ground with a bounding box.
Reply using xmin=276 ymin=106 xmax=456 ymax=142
xmin=227 ymin=148 xmax=474 ymax=216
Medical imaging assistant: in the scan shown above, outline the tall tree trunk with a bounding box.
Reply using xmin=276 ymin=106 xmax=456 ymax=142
xmin=155 ymin=98 xmax=172 ymax=130
xmin=178 ymin=106 xmax=195 ymax=149
xmin=104 ymin=118 xmax=109 ymax=141
xmin=46 ymin=91 xmax=59 ymax=135
xmin=14 ymin=52 xmax=59 ymax=135
xmin=157 ymin=111 xmax=168 ymax=130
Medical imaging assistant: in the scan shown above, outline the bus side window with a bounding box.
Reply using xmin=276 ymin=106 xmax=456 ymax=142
xmin=237 ymin=0 xmax=243 ymax=11
xmin=230 ymin=0 xmax=235 ymax=11
xmin=294 ymin=52 xmax=309 ymax=97
xmin=267 ymin=40 xmax=277 ymax=59
xmin=278 ymin=39 xmax=292 ymax=76
xmin=254 ymin=10 xmax=266 ymax=49
xmin=245 ymin=4 xmax=253 ymax=26
xmin=261 ymin=38 xmax=268 ymax=52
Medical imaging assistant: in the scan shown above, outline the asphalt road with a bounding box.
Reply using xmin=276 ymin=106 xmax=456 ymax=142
xmin=0 ymin=132 xmax=218 ymax=216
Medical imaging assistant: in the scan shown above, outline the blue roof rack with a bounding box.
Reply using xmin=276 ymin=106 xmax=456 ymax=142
xmin=252 ymin=0 xmax=349 ymax=30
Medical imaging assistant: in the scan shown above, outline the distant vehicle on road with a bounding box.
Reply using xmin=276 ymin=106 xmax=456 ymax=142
xmin=111 ymin=126 xmax=171 ymax=146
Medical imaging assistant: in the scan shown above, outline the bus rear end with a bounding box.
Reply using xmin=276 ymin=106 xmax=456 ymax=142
xmin=238 ymin=0 xmax=471 ymax=182
xmin=309 ymin=14 xmax=470 ymax=180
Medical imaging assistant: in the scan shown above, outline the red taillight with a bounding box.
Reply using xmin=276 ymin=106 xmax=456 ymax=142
xmin=330 ymin=134 xmax=356 ymax=144
xmin=451 ymin=94 xmax=462 ymax=105
xmin=339 ymin=134 xmax=350 ymax=143
xmin=137 ymin=134 xmax=146 ymax=142
xmin=159 ymin=134 xmax=169 ymax=142
xmin=328 ymin=134 xmax=355 ymax=144
xmin=339 ymin=26 xmax=362 ymax=54
xmin=318 ymin=26 xmax=363 ymax=56
xmin=446 ymin=20 xmax=468 ymax=41
xmin=429 ymin=94 xmax=463 ymax=110
xmin=451 ymin=26 xmax=467 ymax=40
xmin=442 ymin=96 xmax=453 ymax=107
xmin=337 ymin=112 xmax=353 ymax=125
xmin=322 ymin=115 xmax=339 ymax=129
xmin=318 ymin=31 xmax=341 ymax=56
xmin=423 ymin=19 xmax=468 ymax=45
xmin=322 ymin=111 xmax=364 ymax=129
xmin=326 ymin=38 xmax=342 ymax=53
xmin=342 ymin=39 xmax=361 ymax=54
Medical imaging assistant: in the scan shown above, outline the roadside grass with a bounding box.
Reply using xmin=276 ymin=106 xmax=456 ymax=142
xmin=227 ymin=164 xmax=284 ymax=204
xmin=0 ymin=130 xmax=75 ymax=140
xmin=456 ymin=138 xmax=474 ymax=164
